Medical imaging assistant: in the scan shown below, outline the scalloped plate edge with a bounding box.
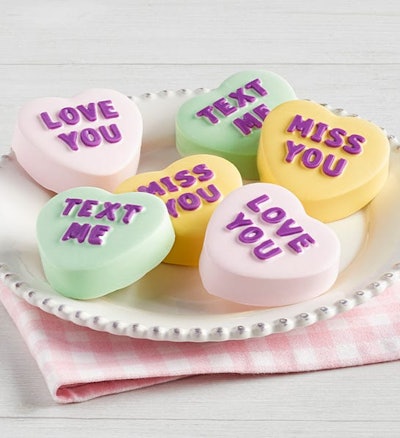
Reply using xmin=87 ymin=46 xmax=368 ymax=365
xmin=1 ymin=90 xmax=400 ymax=342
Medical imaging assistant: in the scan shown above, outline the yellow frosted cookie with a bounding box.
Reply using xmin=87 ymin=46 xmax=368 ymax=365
xmin=115 ymin=154 xmax=242 ymax=266
xmin=257 ymin=100 xmax=390 ymax=222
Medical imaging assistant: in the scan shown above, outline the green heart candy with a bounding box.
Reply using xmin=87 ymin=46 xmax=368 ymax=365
xmin=176 ymin=71 xmax=297 ymax=180
xmin=36 ymin=187 xmax=175 ymax=299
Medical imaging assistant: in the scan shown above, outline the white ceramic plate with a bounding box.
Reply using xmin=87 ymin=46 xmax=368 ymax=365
xmin=1 ymin=89 xmax=400 ymax=342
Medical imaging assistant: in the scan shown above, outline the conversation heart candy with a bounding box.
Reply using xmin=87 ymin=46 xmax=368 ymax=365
xmin=176 ymin=71 xmax=296 ymax=180
xmin=257 ymin=100 xmax=390 ymax=222
xmin=115 ymin=154 xmax=242 ymax=266
xmin=36 ymin=187 xmax=175 ymax=299
xmin=199 ymin=183 xmax=340 ymax=307
xmin=13 ymin=89 xmax=143 ymax=193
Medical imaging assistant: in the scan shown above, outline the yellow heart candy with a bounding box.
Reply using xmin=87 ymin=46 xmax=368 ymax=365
xmin=115 ymin=154 xmax=243 ymax=266
xmin=257 ymin=100 xmax=390 ymax=222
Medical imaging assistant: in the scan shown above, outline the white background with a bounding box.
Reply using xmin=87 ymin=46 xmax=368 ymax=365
xmin=1 ymin=0 xmax=400 ymax=436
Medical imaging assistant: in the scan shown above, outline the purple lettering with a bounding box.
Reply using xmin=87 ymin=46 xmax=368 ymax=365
xmin=160 ymin=176 xmax=179 ymax=193
xmin=287 ymin=114 xmax=314 ymax=137
xmin=80 ymin=127 xmax=102 ymax=147
xmin=239 ymin=226 xmax=264 ymax=244
xmin=98 ymin=100 xmax=119 ymax=119
xmin=77 ymin=199 xmax=99 ymax=217
xmin=122 ymin=204 xmax=143 ymax=224
xmin=261 ymin=207 xmax=286 ymax=224
xmin=325 ymin=127 xmax=347 ymax=148
xmin=196 ymin=184 xmax=221 ymax=203
xmin=322 ymin=155 xmax=347 ymax=177
xmin=276 ymin=219 xmax=303 ymax=237
xmin=310 ymin=122 xmax=329 ymax=142
xmin=62 ymin=198 xmax=83 ymax=216
xmin=228 ymin=87 xmax=256 ymax=107
xmin=246 ymin=194 xmax=270 ymax=213
xmin=58 ymin=131 xmax=79 ymax=151
xmin=174 ymin=170 xmax=196 ymax=188
xmin=178 ymin=193 xmax=201 ymax=211
xmin=287 ymin=233 xmax=316 ymax=253
xmin=343 ymin=134 xmax=365 ymax=155
xmin=192 ymin=164 xmax=214 ymax=181
xmin=99 ymin=124 xmax=122 ymax=144
xmin=253 ymin=103 xmax=270 ymax=121
xmin=59 ymin=107 xmax=80 ymax=125
xmin=226 ymin=212 xmax=253 ymax=230
xmin=61 ymin=222 xmax=91 ymax=243
xmin=213 ymin=98 xmax=237 ymax=116
xmin=137 ymin=181 xmax=166 ymax=196
xmin=88 ymin=224 xmax=110 ymax=245
xmin=233 ymin=113 xmax=263 ymax=135
xmin=302 ymin=148 xmax=323 ymax=169
xmin=245 ymin=78 xmax=268 ymax=96
xmin=253 ymin=239 xmax=282 ymax=260
xmin=40 ymin=112 xmax=62 ymax=130
xmin=76 ymin=102 xmax=97 ymax=122
xmin=285 ymin=140 xmax=305 ymax=163
xmin=196 ymin=106 xmax=219 ymax=124
xmin=95 ymin=202 xmax=121 ymax=221
xmin=165 ymin=199 xmax=178 ymax=218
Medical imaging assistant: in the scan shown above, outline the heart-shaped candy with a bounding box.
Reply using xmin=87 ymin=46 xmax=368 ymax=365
xmin=258 ymin=100 xmax=390 ymax=222
xmin=36 ymin=187 xmax=175 ymax=299
xmin=199 ymin=183 xmax=340 ymax=307
xmin=13 ymin=89 xmax=143 ymax=193
xmin=115 ymin=154 xmax=242 ymax=266
xmin=176 ymin=71 xmax=296 ymax=180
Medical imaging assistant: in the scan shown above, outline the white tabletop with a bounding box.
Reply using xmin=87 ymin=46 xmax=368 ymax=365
xmin=1 ymin=1 xmax=400 ymax=436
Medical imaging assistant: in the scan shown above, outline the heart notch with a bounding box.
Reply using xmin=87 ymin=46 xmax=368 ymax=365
xmin=115 ymin=154 xmax=243 ymax=266
xmin=13 ymin=89 xmax=143 ymax=193
xmin=36 ymin=187 xmax=175 ymax=299
xmin=199 ymin=183 xmax=341 ymax=307
xmin=257 ymin=100 xmax=390 ymax=222
xmin=176 ymin=71 xmax=296 ymax=180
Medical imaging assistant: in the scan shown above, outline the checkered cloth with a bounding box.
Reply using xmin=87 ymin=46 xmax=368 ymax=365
xmin=1 ymin=280 xmax=400 ymax=403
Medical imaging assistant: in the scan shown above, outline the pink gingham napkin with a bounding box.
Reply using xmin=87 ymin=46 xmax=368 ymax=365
xmin=1 ymin=280 xmax=400 ymax=404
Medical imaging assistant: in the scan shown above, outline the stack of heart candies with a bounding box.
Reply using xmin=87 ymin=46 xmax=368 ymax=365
xmin=11 ymin=71 xmax=391 ymax=307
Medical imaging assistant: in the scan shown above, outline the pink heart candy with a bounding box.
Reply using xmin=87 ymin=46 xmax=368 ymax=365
xmin=199 ymin=183 xmax=341 ymax=307
xmin=12 ymin=89 xmax=143 ymax=193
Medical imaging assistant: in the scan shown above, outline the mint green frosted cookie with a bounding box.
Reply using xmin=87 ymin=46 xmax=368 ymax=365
xmin=36 ymin=187 xmax=175 ymax=299
xmin=176 ymin=71 xmax=297 ymax=180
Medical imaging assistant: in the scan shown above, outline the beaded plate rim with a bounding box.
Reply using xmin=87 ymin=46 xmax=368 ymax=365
xmin=1 ymin=88 xmax=400 ymax=342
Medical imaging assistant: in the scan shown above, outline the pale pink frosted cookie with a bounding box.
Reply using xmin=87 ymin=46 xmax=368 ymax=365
xmin=199 ymin=183 xmax=340 ymax=307
xmin=12 ymin=89 xmax=143 ymax=193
